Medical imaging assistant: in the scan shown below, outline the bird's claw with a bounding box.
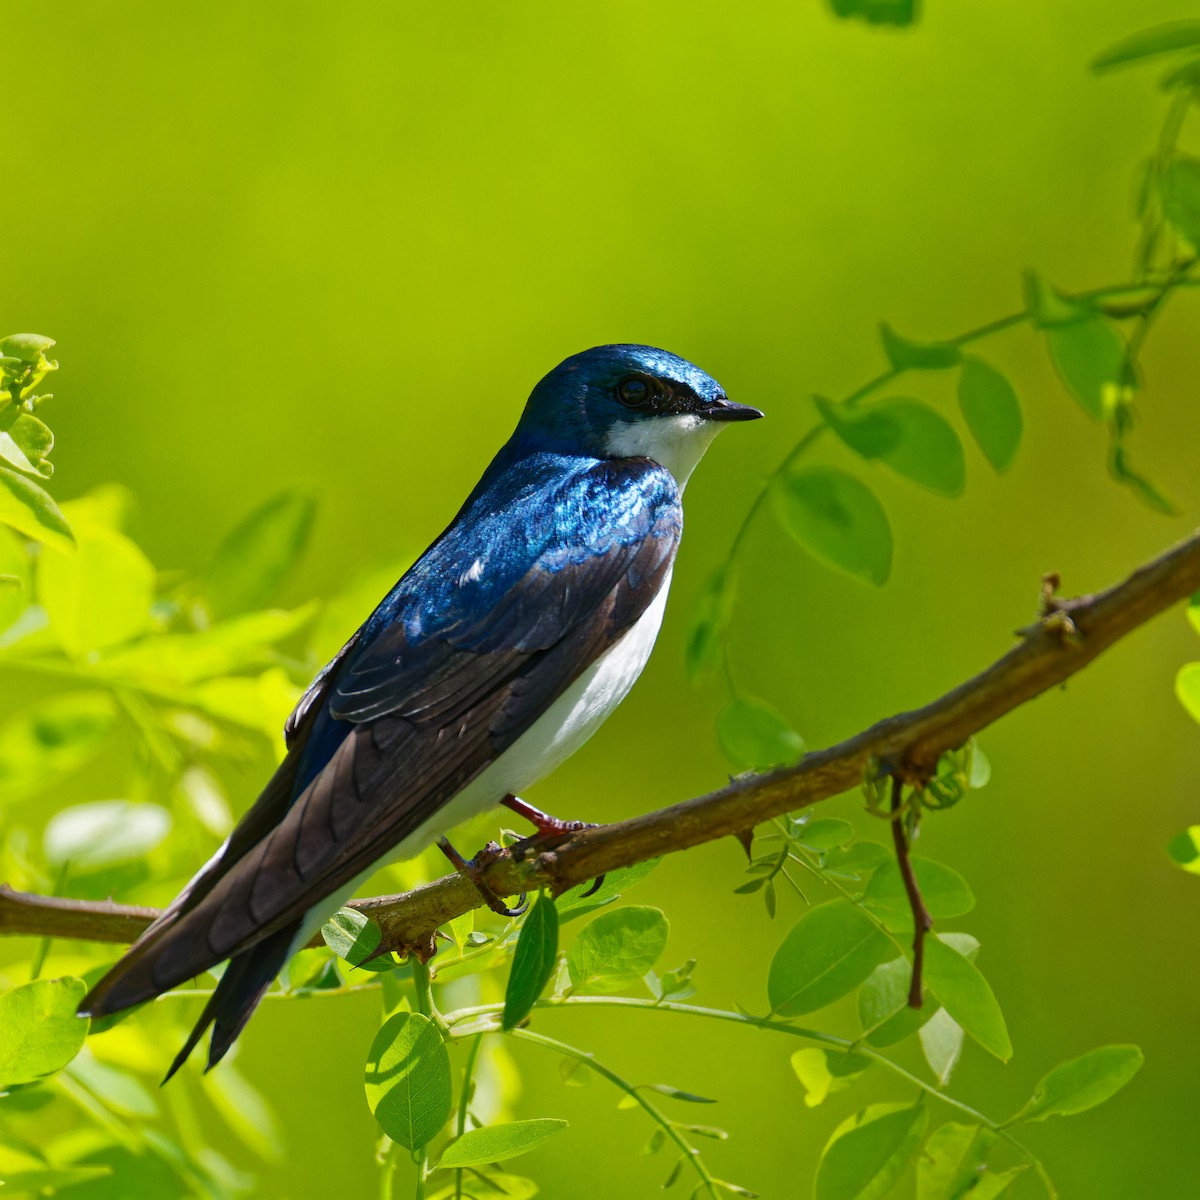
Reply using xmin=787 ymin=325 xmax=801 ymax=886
xmin=437 ymin=837 xmax=527 ymax=918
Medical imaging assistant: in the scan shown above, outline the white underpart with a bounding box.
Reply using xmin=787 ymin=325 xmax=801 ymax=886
xmin=290 ymin=570 xmax=675 ymax=952
xmin=604 ymin=413 xmax=724 ymax=491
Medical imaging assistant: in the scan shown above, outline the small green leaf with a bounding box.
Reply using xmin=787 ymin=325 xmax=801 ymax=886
xmin=1044 ymin=316 xmax=1127 ymax=420
xmin=957 ymin=360 xmax=1022 ymax=473
xmin=716 ymin=697 xmax=804 ymax=771
xmin=44 ymin=800 xmax=172 ymax=870
xmin=504 ymin=891 xmax=559 ymax=1029
xmin=364 ymin=1011 xmax=452 ymax=1149
xmin=0 ymin=693 xmax=117 ymax=803
xmin=772 ymin=466 xmax=893 ymax=587
xmin=816 ymin=1103 xmax=927 ymax=1200
xmin=828 ymin=0 xmax=916 ymax=28
xmin=0 ymin=978 xmax=89 ymax=1086
xmin=862 ymin=858 xmax=975 ymax=931
xmin=686 ymin=567 xmax=736 ymax=683
xmin=868 ymin=399 xmax=966 ymax=496
xmin=824 ymin=841 xmax=891 ymax=880
xmin=1162 ymin=156 xmax=1200 ymax=248
xmin=1091 ymin=21 xmax=1200 ymax=71
xmin=434 ymin=1118 xmax=568 ymax=1170
xmin=1022 ymin=271 xmax=1092 ymax=329
xmin=858 ymin=958 xmax=934 ymax=1047
xmin=322 ymin=908 xmax=394 ymax=972
xmin=879 ymin=323 xmax=962 ymax=371
xmin=1175 ymin=663 xmax=1200 ymax=723
xmin=924 ymin=937 xmax=1011 ymax=1061
xmin=768 ymin=900 xmax=891 ymax=1017
xmin=39 ymin=521 xmax=156 ymax=656
xmin=815 ymin=396 xmax=903 ymax=458
xmin=1167 ymin=826 xmax=1200 ymax=873
xmin=795 ymin=818 xmax=855 ymax=852
xmin=0 ymin=334 xmax=55 ymax=364
xmin=6 ymin=413 xmax=54 ymax=477
xmin=426 ymin=1175 xmax=539 ymax=1200
xmin=556 ymin=858 xmax=660 ymax=922
xmin=567 ymin=905 xmax=669 ymax=994
xmin=204 ymin=489 xmax=317 ymax=620
xmin=0 ymin=465 xmax=73 ymax=553
xmin=1009 ymin=1044 xmax=1143 ymax=1124
xmin=791 ymin=1048 xmax=870 ymax=1108
xmin=917 ymin=1122 xmax=994 ymax=1200
xmin=919 ymin=1008 xmax=965 ymax=1088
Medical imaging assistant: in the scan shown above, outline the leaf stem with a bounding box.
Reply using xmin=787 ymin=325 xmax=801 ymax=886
xmin=888 ymin=777 xmax=932 ymax=1007
xmin=441 ymin=995 xmax=1053 ymax=1194
xmin=453 ymin=1035 xmax=483 ymax=1200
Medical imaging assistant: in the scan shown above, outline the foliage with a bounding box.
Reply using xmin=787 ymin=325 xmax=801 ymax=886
xmin=0 ymin=18 xmax=1196 ymax=1200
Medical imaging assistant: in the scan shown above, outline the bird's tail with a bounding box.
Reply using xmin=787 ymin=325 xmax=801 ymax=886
xmin=160 ymin=922 xmax=300 ymax=1084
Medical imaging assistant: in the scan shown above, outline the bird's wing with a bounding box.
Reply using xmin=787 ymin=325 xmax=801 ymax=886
xmin=84 ymin=456 xmax=681 ymax=1013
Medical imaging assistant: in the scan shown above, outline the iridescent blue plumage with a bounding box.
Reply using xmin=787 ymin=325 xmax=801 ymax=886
xmin=79 ymin=343 xmax=761 ymax=1077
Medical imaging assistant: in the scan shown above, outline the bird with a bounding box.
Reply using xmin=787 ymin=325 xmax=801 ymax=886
xmin=78 ymin=343 xmax=762 ymax=1078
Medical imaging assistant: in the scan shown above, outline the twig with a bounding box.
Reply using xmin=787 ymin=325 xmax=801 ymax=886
xmin=889 ymin=777 xmax=931 ymax=1008
xmin=3 ymin=526 xmax=1200 ymax=955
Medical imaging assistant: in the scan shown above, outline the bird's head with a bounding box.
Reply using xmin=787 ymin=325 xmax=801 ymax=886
xmin=517 ymin=344 xmax=762 ymax=489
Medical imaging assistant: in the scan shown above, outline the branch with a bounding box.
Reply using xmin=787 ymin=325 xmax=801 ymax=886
xmin=3 ymin=526 xmax=1200 ymax=957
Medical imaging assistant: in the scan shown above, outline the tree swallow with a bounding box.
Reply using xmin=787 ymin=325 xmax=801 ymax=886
xmin=79 ymin=344 xmax=762 ymax=1076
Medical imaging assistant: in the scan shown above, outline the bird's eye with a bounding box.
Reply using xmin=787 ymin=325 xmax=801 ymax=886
xmin=617 ymin=375 xmax=653 ymax=407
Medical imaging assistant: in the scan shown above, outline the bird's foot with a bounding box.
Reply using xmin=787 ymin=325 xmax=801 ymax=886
xmin=502 ymin=795 xmax=606 ymax=898
xmin=437 ymin=837 xmax=527 ymax=918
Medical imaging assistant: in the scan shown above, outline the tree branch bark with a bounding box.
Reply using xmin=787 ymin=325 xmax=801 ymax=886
xmin=3 ymin=526 xmax=1199 ymax=957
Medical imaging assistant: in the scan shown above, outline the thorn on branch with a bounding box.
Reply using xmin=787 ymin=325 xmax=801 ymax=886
xmin=889 ymin=775 xmax=932 ymax=1009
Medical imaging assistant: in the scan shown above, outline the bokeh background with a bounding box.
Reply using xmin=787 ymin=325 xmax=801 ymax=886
xmin=3 ymin=1 xmax=1200 ymax=1196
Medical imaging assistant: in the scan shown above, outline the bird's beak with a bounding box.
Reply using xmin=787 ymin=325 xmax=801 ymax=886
xmin=701 ymin=397 xmax=764 ymax=422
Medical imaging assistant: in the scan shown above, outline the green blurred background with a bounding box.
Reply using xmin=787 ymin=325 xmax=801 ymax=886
xmin=4 ymin=0 xmax=1200 ymax=1196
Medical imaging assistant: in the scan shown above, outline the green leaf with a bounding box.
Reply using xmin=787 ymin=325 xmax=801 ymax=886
xmin=816 ymin=1103 xmax=927 ymax=1200
xmin=858 ymin=958 xmax=933 ymax=1047
xmin=66 ymin=1050 xmax=158 ymax=1119
xmin=862 ymin=858 xmax=975 ymax=931
xmin=791 ymin=1048 xmax=870 ymax=1108
xmin=1009 ymin=1044 xmax=1143 ymax=1123
xmin=1175 ymin=663 xmax=1200 ymax=723
xmin=204 ymin=489 xmax=316 ymax=620
xmin=869 ymin=399 xmax=966 ymax=496
xmin=567 ymin=905 xmax=668 ymax=993
xmin=0 ymin=693 xmax=117 ymax=803
xmin=1091 ymin=21 xmax=1200 ymax=70
xmin=768 ymin=900 xmax=891 ymax=1017
xmin=0 ymin=525 xmax=30 ymax=631
xmin=917 ymin=1122 xmax=994 ymax=1200
xmin=957 ymin=360 xmax=1022 ymax=473
xmin=0 ymin=333 xmax=55 ymax=364
xmin=0 ymin=1167 xmax=113 ymax=1193
xmin=716 ymin=696 xmax=804 ymax=771
xmin=39 ymin=522 xmax=156 ymax=656
xmin=427 ymin=1175 xmax=539 ymax=1200
xmin=815 ymin=397 xmax=903 ymax=459
xmin=879 ymin=323 xmax=962 ymax=371
xmin=0 ymin=977 xmax=89 ymax=1086
xmin=828 ymin=0 xmax=916 ymax=28
xmin=364 ymin=1011 xmax=452 ymax=1149
xmin=924 ymin=936 xmax=1011 ymax=1060
xmin=321 ymin=908 xmax=394 ymax=972
xmin=1167 ymin=825 xmax=1200 ymax=873
xmin=795 ymin=818 xmax=855 ymax=852
xmin=919 ymin=1008 xmax=965 ymax=1087
xmin=434 ymin=1118 xmax=568 ymax=1170
xmin=44 ymin=800 xmax=172 ymax=870
xmin=772 ymin=466 xmax=892 ymax=586
xmin=824 ymin=841 xmax=891 ymax=880
xmin=685 ymin=566 xmax=736 ymax=683
xmin=556 ymin=858 xmax=660 ymax=922
xmin=5 ymin=413 xmax=54 ymax=477
xmin=1044 ymin=315 xmax=1127 ymax=420
xmin=504 ymin=891 xmax=559 ymax=1029
xmin=1023 ymin=271 xmax=1091 ymax=329
xmin=0 ymin=465 xmax=73 ymax=553
xmin=1162 ymin=156 xmax=1200 ymax=248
